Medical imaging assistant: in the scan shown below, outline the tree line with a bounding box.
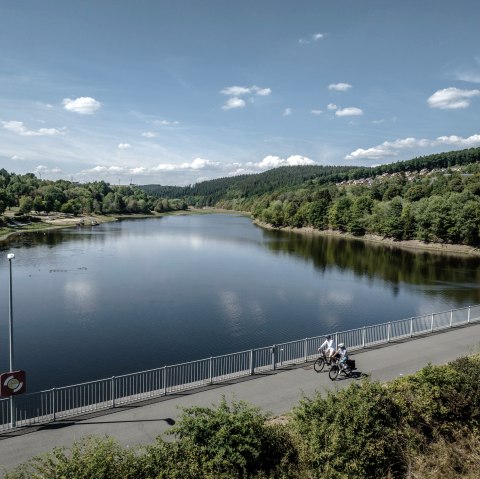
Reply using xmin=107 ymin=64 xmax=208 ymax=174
xmin=0 ymin=169 xmax=187 ymax=217
xmin=241 ymin=165 xmax=480 ymax=246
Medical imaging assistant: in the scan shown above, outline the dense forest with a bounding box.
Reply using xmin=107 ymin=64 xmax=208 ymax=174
xmin=3 ymin=147 xmax=480 ymax=246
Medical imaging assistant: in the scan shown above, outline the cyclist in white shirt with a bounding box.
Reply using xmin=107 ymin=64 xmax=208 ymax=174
xmin=318 ymin=335 xmax=335 ymax=364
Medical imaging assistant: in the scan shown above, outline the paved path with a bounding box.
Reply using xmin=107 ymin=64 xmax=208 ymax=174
xmin=1 ymin=323 xmax=480 ymax=473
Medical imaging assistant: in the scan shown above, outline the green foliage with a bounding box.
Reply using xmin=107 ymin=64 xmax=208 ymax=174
xmin=0 ymin=173 xmax=169 ymax=218
xmin=4 ymin=436 xmax=140 ymax=479
xmin=159 ymin=397 xmax=299 ymax=478
xmin=292 ymin=381 xmax=403 ymax=479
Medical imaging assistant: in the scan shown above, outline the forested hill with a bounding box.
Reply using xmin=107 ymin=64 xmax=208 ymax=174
xmin=140 ymin=147 xmax=480 ymax=206
xmin=143 ymin=146 xmax=480 ymax=247
xmin=140 ymin=165 xmax=360 ymax=205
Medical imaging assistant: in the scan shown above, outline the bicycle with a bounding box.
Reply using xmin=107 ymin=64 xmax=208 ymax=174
xmin=314 ymin=349 xmax=336 ymax=372
xmin=328 ymin=359 xmax=353 ymax=380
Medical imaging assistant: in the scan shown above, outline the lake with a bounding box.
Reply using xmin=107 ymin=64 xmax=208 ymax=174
xmin=1 ymin=213 xmax=479 ymax=392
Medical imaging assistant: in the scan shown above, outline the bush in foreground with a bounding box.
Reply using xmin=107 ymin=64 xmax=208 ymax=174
xmin=5 ymin=357 xmax=480 ymax=478
xmin=292 ymin=380 xmax=404 ymax=479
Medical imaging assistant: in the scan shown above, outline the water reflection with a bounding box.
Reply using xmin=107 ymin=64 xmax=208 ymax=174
xmin=0 ymin=214 xmax=479 ymax=392
xmin=264 ymin=230 xmax=480 ymax=303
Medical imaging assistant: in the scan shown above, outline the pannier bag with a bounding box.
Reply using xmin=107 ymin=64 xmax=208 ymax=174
xmin=346 ymin=359 xmax=356 ymax=369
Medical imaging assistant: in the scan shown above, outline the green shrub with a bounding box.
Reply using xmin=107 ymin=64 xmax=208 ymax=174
xmin=151 ymin=396 xmax=300 ymax=478
xmin=292 ymin=380 xmax=403 ymax=479
xmin=389 ymin=356 xmax=480 ymax=440
xmin=4 ymin=436 xmax=140 ymax=479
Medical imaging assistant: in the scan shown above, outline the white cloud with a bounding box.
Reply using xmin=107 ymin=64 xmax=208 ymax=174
xmin=345 ymin=147 xmax=397 ymax=160
xmin=11 ymin=155 xmax=25 ymax=161
xmin=221 ymin=85 xmax=271 ymax=97
xmin=328 ymin=83 xmax=352 ymax=91
xmin=299 ymin=32 xmax=325 ymax=44
xmin=220 ymin=85 xmax=271 ymax=111
xmin=154 ymin=119 xmax=179 ymax=126
xmin=257 ymin=154 xmax=316 ymax=169
xmin=148 ymin=158 xmax=221 ymax=173
xmin=222 ymin=97 xmax=246 ymax=110
xmin=118 ymin=143 xmax=131 ymax=150
xmin=180 ymin=157 xmax=219 ymax=170
xmin=327 ymin=103 xmax=338 ymax=110
xmin=254 ymin=87 xmax=271 ymax=96
xmin=62 ymin=97 xmax=101 ymax=114
xmin=2 ymin=120 xmax=65 ymax=136
xmin=283 ymin=107 xmax=292 ymax=117
xmin=345 ymin=133 xmax=480 ymax=160
xmin=436 ymin=134 xmax=480 ymax=147
xmin=221 ymin=86 xmax=252 ymax=96
xmin=130 ymin=167 xmax=147 ymax=175
xmin=455 ymin=71 xmax=480 ymax=84
xmin=335 ymin=107 xmax=363 ymax=117
xmin=141 ymin=131 xmax=158 ymax=138
xmin=427 ymin=87 xmax=480 ymax=109
xmin=311 ymin=109 xmax=323 ymax=115
xmin=34 ymin=165 xmax=62 ymax=174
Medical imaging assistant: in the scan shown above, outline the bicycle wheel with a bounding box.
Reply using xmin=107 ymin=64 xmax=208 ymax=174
xmin=314 ymin=357 xmax=325 ymax=373
xmin=329 ymin=364 xmax=339 ymax=381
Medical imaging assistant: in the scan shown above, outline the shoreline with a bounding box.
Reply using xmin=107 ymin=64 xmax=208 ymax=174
xmin=253 ymin=219 xmax=480 ymax=257
xmin=0 ymin=208 xmax=242 ymax=244
xmin=3 ymin=210 xmax=479 ymax=257
xmin=0 ymin=212 xmax=164 ymax=244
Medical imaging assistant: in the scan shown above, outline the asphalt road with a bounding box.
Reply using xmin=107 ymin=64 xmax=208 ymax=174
xmin=1 ymin=322 xmax=480 ymax=473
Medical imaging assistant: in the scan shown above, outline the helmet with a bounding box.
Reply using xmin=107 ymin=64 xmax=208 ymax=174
xmin=339 ymin=343 xmax=345 ymax=348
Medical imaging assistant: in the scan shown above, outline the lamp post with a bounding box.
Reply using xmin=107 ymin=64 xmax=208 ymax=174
xmin=7 ymin=253 xmax=15 ymax=427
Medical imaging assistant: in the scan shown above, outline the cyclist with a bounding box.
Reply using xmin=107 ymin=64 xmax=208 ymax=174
xmin=336 ymin=343 xmax=349 ymax=370
xmin=318 ymin=335 xmax=335 ymax=364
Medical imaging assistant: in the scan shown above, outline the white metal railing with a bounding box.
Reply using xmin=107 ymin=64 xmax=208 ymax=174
xmin=1 ymin=304 xmax=479 ymax=431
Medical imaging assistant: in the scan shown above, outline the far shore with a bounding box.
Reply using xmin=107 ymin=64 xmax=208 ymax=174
xmin=0 ymin=207 xmax=251 ymax=244
xmin=253 ymin=219 xmax=480 ymax=257
xmin=2 ymin=208 xmax=479 ymax=257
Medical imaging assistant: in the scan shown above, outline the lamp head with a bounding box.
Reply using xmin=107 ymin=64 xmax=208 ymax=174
xmin=7 ymin=253 xmax=15 ymax=260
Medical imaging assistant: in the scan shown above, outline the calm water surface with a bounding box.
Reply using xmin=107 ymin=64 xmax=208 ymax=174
xmin=1 ymin=214 xmax=479 ymax=392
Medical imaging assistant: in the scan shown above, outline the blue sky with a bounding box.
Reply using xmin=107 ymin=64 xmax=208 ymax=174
xmin=1 ymin=0 xmax=479 ymax=186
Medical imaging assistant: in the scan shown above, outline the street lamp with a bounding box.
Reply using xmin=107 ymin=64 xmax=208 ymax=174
xmin=7 ymin=253 xmax=14 ymax=373
xmin=7 ymin=253 xmax=15 ymax=427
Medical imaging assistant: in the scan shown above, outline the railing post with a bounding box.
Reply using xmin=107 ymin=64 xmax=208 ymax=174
xmin=163 ymin=366 xmax=168 ymax=396
xmin=450 ymin=310 xmax=453 ymax=328
xmin=52 ymin=388 xmax=56 ymax=422
xmin=208 ymin=357 xmax=213 ymax=385
xmin=430 ymin=314 xmax=434 ymax=332
xmin=250 ymin=349 xmax=255 ymax=375
xmin=304 ymin=339 xmax=308 ymax=362
xmin=362 ymin=327 xmax=366 ymax=348
xmin=110 ymin=377 xmax=115 ymax=408
xmin=271 ymin=345 xmax=276 ymax=371
xmin=410 ymin=317 xmax=413 ymax=337
xmin=468 ymin=306 xmax=471 ymax=323
xmin=335 ymin=333 xmax=338 ymax=350
xmin=387 ymin=322 xmax=391 ymax=342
